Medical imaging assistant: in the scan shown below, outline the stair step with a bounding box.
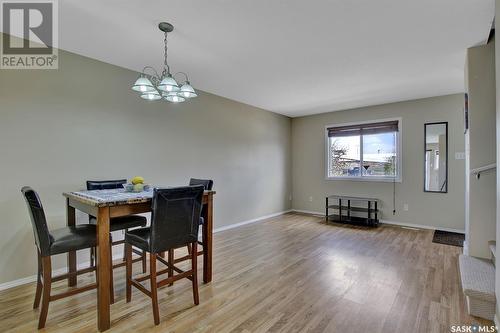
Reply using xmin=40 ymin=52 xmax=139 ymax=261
xmin=459 ymin=254 xmax=496 ymax=320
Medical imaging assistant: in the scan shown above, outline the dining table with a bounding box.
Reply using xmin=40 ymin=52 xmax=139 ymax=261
xmin=62 ymin=188 xmax=215 ymax=332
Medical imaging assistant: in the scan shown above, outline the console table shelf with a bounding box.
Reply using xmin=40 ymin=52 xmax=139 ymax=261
xmin=327 ymin=205 xmax=379 ymax=213
xmin=325 ymin=195 xmax=379 ymax=227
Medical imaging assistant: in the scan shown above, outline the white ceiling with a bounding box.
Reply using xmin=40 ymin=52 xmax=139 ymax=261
xmin=426 ymin=123 xmax=447 ymax=143
xmin=13 ymin=1 xmax=499 ymax=117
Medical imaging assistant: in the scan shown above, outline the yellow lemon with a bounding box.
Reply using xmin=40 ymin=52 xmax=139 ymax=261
xmin=131 ymin=176 xmax=144 ymax=185
xmin=133 ymin=183 xmax=144 ymax=192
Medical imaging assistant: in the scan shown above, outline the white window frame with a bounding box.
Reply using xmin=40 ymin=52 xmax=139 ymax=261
xmin=324 ymin=117 xmax=402 ymax=182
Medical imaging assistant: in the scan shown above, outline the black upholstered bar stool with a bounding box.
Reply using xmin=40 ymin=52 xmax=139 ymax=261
xmin=189 ymin=178 xmax=213 ymax=191
xmin=188 ymin=178 xmax=213 ymax=252
xmin=86 ymin=180 xmax=147 ymax=278
xmin=124 ymin=186 xmax=204 ymax=325
xmin=166 ymin=178 xmax=213 ymax=268
xmin=21 ymin=187 xmax=101 ymax=329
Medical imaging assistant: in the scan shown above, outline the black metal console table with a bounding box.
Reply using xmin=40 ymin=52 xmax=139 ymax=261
xmin=325 ymin=195 xmax=379 ymax=226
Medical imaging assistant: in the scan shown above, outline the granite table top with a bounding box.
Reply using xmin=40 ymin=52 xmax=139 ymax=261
xmin=63 ymin=188 xmax=215 ymax=207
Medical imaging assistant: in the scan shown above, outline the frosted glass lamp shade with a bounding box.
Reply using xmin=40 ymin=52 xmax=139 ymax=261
xmin=157 ymin=76 xmax=180 ymax=92
xmin=164 ymin=91 xmax=185 ymax=103
xmin=132 ymin=77 xmax=155 ymax=93
xmin=140 ymin=90 xmax=161 ymax=101
xmin=179 ymin=82 xmax=197 ymax=98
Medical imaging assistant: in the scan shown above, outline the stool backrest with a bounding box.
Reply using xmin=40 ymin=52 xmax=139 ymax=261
xmin=21 ymin=187 xmax=52 ymax=256
xmin=86 ymin=179 xmax=127 ymax=190
xmin=86 ymin=180 xmax=127 ymax=222
xmin=189 ymin=178 xmax=213 ymax=191
xmin=150 ymin=186 xmax=204 ymax=253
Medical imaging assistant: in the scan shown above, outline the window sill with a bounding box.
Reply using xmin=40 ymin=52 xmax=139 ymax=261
xmin=326 ymin=176 xmax=402 ymax=183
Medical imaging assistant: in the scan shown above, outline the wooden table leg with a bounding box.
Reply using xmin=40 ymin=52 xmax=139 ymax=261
xmin=203 ymin=193 xmax=213 ymax=283
xmin=66 ymin=198 xmax=77 ymax=287
xmin=96 ymin=207 xmax=111 ymax=331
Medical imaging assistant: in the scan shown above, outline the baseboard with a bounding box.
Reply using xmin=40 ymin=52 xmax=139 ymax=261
xmin=463 ymin=241 xmax=469 ymax=255
xmin=380 ymin=220 xmax=465 ymax=234
xmin=213 ymin=210 xmax=292 ymax=233
xmin=0 ymin=209 xmax=292 ymax=291
xmin=0 ymin=256 xmax=119 ymax=291
xmin=292 ymin=209 xmax=325 ymax=216
xmin=0 ymin=275 xmax=40 ymax=291
xmin=291 ymin=209 xmax=465 ymax=234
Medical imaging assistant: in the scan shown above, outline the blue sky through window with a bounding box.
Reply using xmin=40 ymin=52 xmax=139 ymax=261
xmin=363 ymin=132 xmax=396 ymax=154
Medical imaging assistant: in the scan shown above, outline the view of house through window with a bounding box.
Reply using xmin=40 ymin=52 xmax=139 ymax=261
xmin=327 ymin=120 xmax=400 ymax=180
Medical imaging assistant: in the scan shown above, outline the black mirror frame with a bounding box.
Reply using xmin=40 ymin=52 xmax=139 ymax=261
xmin=424 ymin=122 xmax=448 ymax=193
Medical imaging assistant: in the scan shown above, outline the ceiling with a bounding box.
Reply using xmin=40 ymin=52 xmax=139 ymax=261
xmin=425 ymin=123 xmax=447 ymax=143
xmin=12 ymin=1 xmax=499 ymax=117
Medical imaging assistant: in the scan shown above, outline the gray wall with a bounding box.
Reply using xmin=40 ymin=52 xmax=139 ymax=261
xmin=0 ymin=47 xmax=292 ymax=284
xmin=464 ymin=39 xmax=496 ymax=259
xmin=291 ymin=94 xmax=466 ymax=231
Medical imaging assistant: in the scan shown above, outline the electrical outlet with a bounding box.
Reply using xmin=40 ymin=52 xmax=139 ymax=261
xmin=403 ymin=203 xmax=409 ymax=211
xmin=309 ymin=196 xmax=313 ymax=202
xmin=289 ymin=194 xmax=292 ymax=201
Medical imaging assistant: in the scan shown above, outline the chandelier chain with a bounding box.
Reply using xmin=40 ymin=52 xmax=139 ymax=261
xmin=164 ymin=32 xmax=170 ymax=74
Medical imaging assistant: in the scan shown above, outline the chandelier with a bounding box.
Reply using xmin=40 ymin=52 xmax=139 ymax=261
xmin=131 ymin=22 xmax=197 ymax=103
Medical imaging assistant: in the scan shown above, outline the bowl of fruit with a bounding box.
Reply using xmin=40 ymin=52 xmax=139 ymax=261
xmin=123 ymin=176 xmax=151 ymax=193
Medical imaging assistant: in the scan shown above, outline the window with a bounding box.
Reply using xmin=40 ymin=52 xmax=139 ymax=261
xmin=326 ymin=119 xmax=401 ymax=181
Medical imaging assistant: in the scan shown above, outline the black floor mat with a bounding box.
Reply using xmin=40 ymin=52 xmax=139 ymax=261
xmin=432 ymin=230 xmax=465 ymax=247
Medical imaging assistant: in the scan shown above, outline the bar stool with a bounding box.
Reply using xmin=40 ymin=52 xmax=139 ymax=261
xmin=86 ymin=179 xmax=147 ymax=302
xmin=165 ymin=179 xmax=213 ymax=269
xmin=124 ymin=186 xmax=204 ymax=325
xmin=21 ymin=187 xmax=102 ymax=329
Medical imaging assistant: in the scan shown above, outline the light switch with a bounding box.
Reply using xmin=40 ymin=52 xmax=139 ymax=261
xmin=455 ymin=152 xmax=465 ymax=160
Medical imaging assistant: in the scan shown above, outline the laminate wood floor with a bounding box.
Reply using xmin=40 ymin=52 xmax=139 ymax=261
xmin=0 ymin=213 xmax=490 ymax=332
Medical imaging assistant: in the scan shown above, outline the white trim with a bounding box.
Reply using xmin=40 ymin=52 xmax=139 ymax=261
xmin=0 ymin=275 xmax=40 ymax=291
xmin=292 ymin=209 xmax=325 ymax=216
xmin=325 ymin=117 xmax=402 ymax=182
xmin=380 ymin=219 xmax=465 ymax=234
xmin=463 ymin=241 xmax=469 ymax=255
xmin=0 ymin=257 xmax=118 ymax=291
xmin=0 ymin=210 xmax=293 ymax=291
xmin=494 ymin=313 xmax=499 ymax=330
xmin=213 ymin=210 xmax=292 ymax=233
xmin=325 ymin=176 xmax=402 ymax=183
xmin=291 ymin=209 xmax=465 ymax=234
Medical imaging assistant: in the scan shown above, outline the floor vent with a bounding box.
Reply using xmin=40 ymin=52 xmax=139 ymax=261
xmin=432 ymin=230 xmax=464 ymax=247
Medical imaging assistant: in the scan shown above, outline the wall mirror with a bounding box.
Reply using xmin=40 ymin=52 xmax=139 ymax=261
xmin=424 ymin=122 xmax=448 ymax=193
